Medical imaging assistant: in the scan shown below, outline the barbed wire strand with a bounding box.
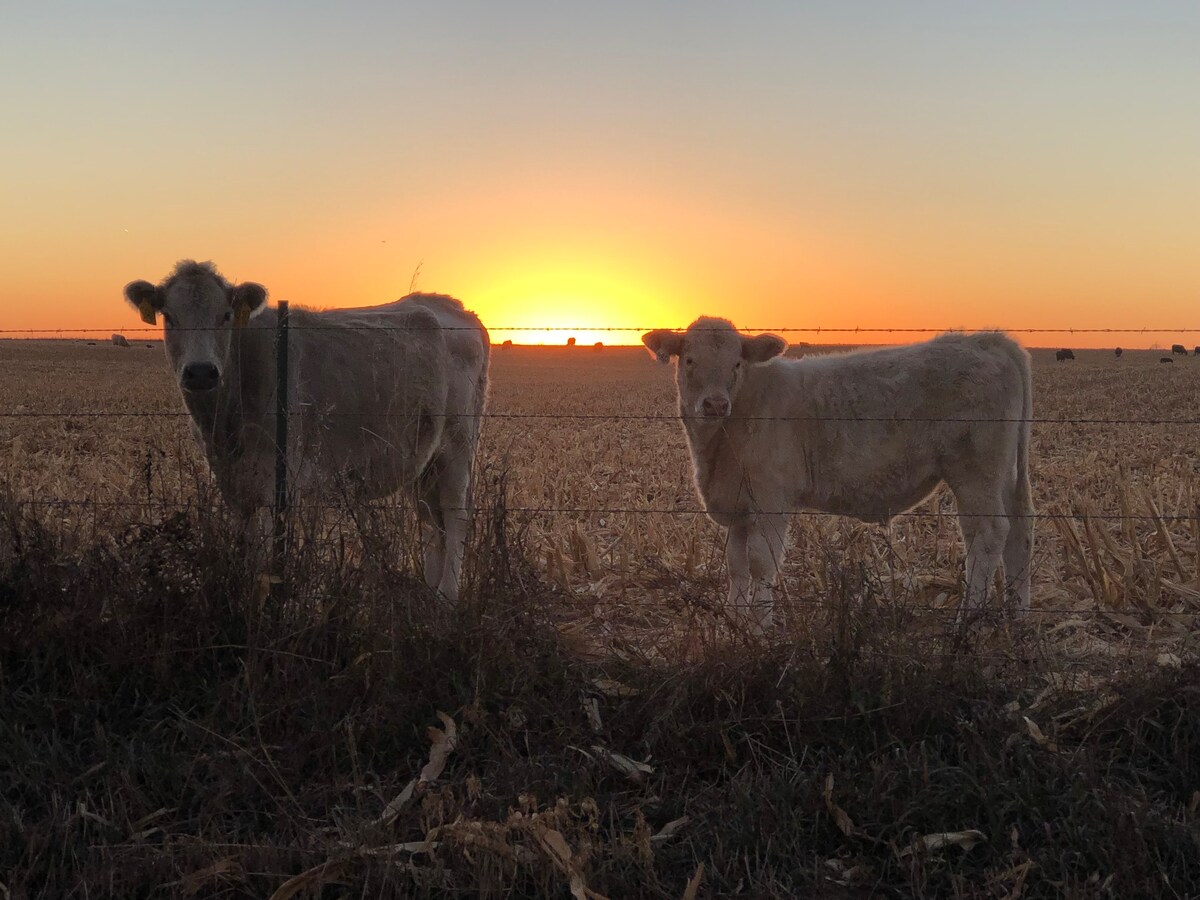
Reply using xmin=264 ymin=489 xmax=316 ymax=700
xmin=7 ymin=325 xmax=1200 ymax=335
xmin=12 ymin=497 xmax=1200 ymax=523
xmin=4 ymin=409 xmax=1200 ymax=425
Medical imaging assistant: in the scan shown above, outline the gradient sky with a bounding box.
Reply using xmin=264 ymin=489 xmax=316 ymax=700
xmin=2 ymin=1 xmax=1197 ymax=345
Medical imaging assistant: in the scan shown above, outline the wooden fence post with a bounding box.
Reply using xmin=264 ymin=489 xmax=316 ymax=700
xmin=271 ymin=300 xmax=289 ymax=599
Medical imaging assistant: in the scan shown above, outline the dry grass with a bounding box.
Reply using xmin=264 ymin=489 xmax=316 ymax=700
xmin=2 ymin=338 xmax=1200 ymax=896
xmin=3 ymin=339 xmax=1197 ymax=661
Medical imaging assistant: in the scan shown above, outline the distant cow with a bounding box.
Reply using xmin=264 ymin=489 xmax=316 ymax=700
xmin=501 ymin=339 xmax=513 ymax=349
xmin=1172 ymin=344 xmax=1187 ymax=355
xmin=1114 ymin=347 xmax=1123 ymax=358
xmin=1055 ymin=348 xmax=1075 ymax=362
xmin=124 ymin=260 xmax=490 ymax=603
xmin=593 ymin=341 xmax=604 ymax=352
xmin=111 ymin=333 xmax=130 ymax=347
xmin=1161 ymin=357 xmax=1174 ymax=364
xmin=644 ymin=319 xmax=1032 ymax=630
xmin=1194 ymin=347 xmax=1200 ymax=356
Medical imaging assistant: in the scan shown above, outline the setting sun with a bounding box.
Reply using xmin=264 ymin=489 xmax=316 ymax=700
xmin=461 ymin=252 xmax=686 ymax=345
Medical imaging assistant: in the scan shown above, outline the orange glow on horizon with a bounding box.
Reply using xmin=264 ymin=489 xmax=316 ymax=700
xmin=1 ymin=173 xmax=1197 ymax=353
xmin=1 ymin=5 xmax=1198 ymax=352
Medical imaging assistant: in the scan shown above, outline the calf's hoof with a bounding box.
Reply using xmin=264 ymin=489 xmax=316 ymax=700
xmin=737 ymin=603 xmax=774 ymax=636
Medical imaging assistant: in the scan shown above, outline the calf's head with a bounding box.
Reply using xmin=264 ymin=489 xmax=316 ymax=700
xmin=124 ymin=260 xmax=266 ymax=394
xmin=642 ymin=317 xmax=786 ymax=419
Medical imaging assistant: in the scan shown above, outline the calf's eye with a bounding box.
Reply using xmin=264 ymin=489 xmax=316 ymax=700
xmin=222 ymin=311 xmax=233 ymax=324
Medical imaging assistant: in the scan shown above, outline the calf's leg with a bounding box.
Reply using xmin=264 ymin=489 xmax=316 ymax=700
xmin=1002 ymin=473 xmax=1034 ymax=615
xmin=954 ymin=484 xmax=1009 ymax=621
xmin=745 ymin=514 xmax=788 ymax=633
xmin=417 ymin=466 xmax=446 ymax=594
xmin=726 ymin=516 xmax=786 ymax=633
xmin=433 ymin=451 xmax=473 ymax=604
xmin=724 ymin=521 xmax=752 ymax=622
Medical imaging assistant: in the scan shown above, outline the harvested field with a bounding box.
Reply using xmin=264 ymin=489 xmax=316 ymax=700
xmin=2 ymin=338 xmax=1199 ymax=897
xmin=4 ymin=340 xmax=1199 ymax=653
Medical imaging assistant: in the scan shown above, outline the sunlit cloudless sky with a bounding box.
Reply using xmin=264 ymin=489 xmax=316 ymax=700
xmin=2 ymin=1 xmax=1197 ymax=344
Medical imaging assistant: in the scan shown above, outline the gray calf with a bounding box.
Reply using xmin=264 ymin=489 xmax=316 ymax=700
xmin=125 ymin=260 xmax=489 ymax=603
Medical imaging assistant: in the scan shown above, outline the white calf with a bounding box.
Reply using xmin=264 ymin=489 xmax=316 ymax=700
xmin=644 ymin=319 xmax=1033 ymax=630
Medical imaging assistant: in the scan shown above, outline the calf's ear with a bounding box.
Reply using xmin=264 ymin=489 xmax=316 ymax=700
xmin=742 ymin=332 xmax=787 ymax=363
xmin=229 ymin=282 xmax=268 ymax=327
xmin=124 ymin=280 xmax=163 ymax=325
xmin=642 ymin=329 xmax=684 ymax=364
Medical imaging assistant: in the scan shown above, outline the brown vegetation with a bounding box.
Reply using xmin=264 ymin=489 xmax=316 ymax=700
xmin=2 ymin=340 xmax=1199 ymax=896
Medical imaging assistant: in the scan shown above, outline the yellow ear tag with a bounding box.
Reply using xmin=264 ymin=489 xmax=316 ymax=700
xmin=234 ymin=305 xmax=250 ymax=327
xmin=138 ymin=299 xmax=157 ymax=325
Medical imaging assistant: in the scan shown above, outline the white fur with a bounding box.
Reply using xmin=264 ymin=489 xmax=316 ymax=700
xmin=644 ymin=318 xmax=1033 ymax=631
xmin=126 ymin=261 xmax=489 ymax=603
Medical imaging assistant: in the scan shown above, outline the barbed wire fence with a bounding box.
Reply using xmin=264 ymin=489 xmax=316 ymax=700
xmin=8 ymin=325 xmax=1200 ymax=334
xmin=4 ymin=311 xmax=1200 ymax=647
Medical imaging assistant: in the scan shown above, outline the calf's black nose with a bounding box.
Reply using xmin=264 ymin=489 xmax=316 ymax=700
xmin=701 ymin=396 xmax=730 ymax=418
xmin=181 ymin=362 xmax=220 ymax=392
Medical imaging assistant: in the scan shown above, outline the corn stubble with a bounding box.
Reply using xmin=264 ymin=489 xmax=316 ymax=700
xmin=1 ymin=340 xmax=1198 ymax=897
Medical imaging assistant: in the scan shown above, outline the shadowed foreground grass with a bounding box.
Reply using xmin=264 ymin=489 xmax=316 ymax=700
xmin=1 ymin=489 xmax=1198 ymax=899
